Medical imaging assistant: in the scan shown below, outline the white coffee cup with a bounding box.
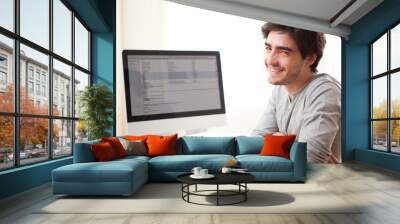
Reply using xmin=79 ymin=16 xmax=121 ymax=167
xmin=200 ymin=169 xmax=208 ymax=176
xmin=191 ymin=167 xmax=202 ymax=176
xmin=221 ymin=167 xmax=232 ymax=174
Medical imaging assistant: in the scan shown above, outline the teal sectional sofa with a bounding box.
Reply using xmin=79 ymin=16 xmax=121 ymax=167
xmin=52 ymin=136 xmax=307 ymax=196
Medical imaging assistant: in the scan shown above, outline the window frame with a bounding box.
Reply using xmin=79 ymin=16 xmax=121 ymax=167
xmin=0 ymin=70 xmax=7 ymax=85
xmin=0 ymin=0 xmax=92 ymax=171
xmin=0 ymin=53 xmax=7 ymax=68
xmin=370 ymin=20 xmax=400 ymax=154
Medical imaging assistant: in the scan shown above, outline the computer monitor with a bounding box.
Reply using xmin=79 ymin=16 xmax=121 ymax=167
xmin=122 ymin=50 xmax=226 ymax=134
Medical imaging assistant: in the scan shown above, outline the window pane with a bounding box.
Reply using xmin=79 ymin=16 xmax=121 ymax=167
xmin=20 ymin=0 xmax=49 ymax=49
xmin=20 ymin=44 xmax=49 ymax=115
xmin=0 ymin=0 xmax=14 ymax=31
xmin=0 ymin=116 xmax=13 ymax=170
xmin=391 ymin=120 xmax=400 ymax=153
xmin=74 ymin=69 xmax=89 ymax=118
xmin=372 ymin=121 xmax=387 ymax=151
xmin=391 ymin=24 xmax=400 ymax=70
xmin=74 ymin=18 xmax=89 ymax=69
xmin=53 ymin=119 xmax=72 ymax=158
xmin=75 ymin=120 xmax=88 ymax=143
xmin=53 ymin=0 xmax=72 ymax=60
xmin=53 ymin=59 xmax=72 ymax=117
xmin=372 ymin=77 xmax=387 ymax=119
xmin=0 ymin=34 xmax=14 ymax=112
xmin=391 ymin=72 xmax=400 ymax=118
xmin=20 ymin=117 xmax=49 ymax=165
xmin=372 ymin=33 xmax=387 ymax=76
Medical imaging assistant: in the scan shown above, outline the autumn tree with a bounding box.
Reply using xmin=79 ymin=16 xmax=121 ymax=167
xmin=372 ymin=100 xmax=387 ymax=140
xmin=372 ymin=99 xmax=400 ymax=143
xmin=76 ymin=120 xmax=87 ymax=142
xmin=392 ymin=99 xmax=400 ymax=143
xmin=0 ymin=85 xmax=14 ymax=150
xmin=0 ymin=84 xmax=60 ymax=152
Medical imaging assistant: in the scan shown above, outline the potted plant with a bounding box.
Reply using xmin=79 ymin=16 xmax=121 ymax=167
xmin=79 ymin=84 xmax=113 ymax=140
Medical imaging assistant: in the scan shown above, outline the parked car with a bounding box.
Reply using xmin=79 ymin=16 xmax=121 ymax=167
xmin=54 ymin=149 xmax=62 ymax=156
xmin=8 ymin=150 xmax=32 ymax=160
xmin=7 ymin=153 xmax=13 ymax=161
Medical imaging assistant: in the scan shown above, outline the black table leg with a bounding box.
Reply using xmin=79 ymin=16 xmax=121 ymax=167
xmin=217 ymin=184 xmax=219 ymax=206
xmin=245 ymin=183 xmax=247 ymax=201
xmin=179 ymin=182 xmax=251 ymax=206
xmin=188 ymin=184 xmax=190 ymax=202
xmin=181 ymin=183 xmax=183 ymax=199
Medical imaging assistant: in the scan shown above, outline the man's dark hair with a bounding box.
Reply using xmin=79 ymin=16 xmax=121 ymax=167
xmin=261 ymin=23 xmax=326 ymax=73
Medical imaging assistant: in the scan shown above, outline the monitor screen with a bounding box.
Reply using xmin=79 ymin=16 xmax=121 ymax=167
xmin=122 ymin=50 xmax=226 ymax=122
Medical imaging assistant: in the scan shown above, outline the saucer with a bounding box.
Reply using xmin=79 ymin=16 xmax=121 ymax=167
xmin=190 ymin=174 xmax=215 ymax=179
xmin=232 ymin=170 xmax=249 ymax=174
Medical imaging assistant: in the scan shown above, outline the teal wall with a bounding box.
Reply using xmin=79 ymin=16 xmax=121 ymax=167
xmin=91 ymin=32 xmax=115 ymax=135
xmin=0 ymin=0 xmax=115 ymax=200
xmin=92 ymin=33 xmax=114 ymax=87
xmin=0 ymin=158 xmax=72 ymax=199
xmin=355 ymin=149 xmax=400 ymax=172
xmin=69 ymin=0 xmax=116 ymax=134
xmin=90 ymin=0 xmax=116 ymax=135
xmin=344 ymin=0 xmax=400 ymax=170
xmin=66 ymin=0 xmax=111 ymax=32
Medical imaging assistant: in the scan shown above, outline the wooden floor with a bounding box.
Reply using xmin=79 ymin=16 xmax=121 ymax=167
xmin=1 ymin=162 xmax=400 ymax=224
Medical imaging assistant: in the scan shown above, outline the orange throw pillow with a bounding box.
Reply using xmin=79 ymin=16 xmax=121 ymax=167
xmin=260 ymin=134 xmax=296 ymax=159
xmin=101 ymin=137 xmax=127 ymax=158
xmin=124 ymin=135 xmax=149 ymax=141
xmin=146 ymin=134 xmax=178 ymax=157
xmin=91 ymin=142 xmax=117 ymax=161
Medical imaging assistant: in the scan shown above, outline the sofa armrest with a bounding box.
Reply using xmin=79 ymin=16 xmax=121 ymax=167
xmin=289 ymin=141 xmax=307 ymax=181
xmin=73 ymin=140 xmax=100 ymax=163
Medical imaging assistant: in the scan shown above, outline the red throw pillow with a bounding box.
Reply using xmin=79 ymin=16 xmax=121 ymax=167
xmin=101 ymin=137 xmax=127 ymax=158
xmin=260 ymin=134 xmax=296 ymax=159
xmin=91 ymin=142 xmax=117 ymax=161
xmin=146 ymin=134 xmax=178 ymax=157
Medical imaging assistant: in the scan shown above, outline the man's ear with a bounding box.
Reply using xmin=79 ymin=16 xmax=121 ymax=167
xmin=306 ymin=54 xmax=317 ymax=66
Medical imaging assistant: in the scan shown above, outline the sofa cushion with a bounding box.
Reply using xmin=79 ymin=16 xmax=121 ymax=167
xmin=235 ymin=136 xmax=263 ymax=155
xmin=118 ymin=138 xmax=147 ymax=156
xmin=124 ymin=135 xmax=149 ymax=141
xmin=52 ymin=158 xmax=147 ymax=183
xmin=101 ymin=137 xmax=127 ymax=158
xmin=260 ymin=134 xmax=296 ymax=159
xmin=148 ymin=154 xmax=235 ymax=172
xmin=147 ymin=134 xmax=178 ymax=157
xmin=115 ymin=155 xmax=150 ymax=163
xmin=91 ymin=142 xmax=118 ymax=161
xmin=179 ymin=136 xmax=236 ymax=155
xmin=236 ymin=155 xmax=293 ymax=172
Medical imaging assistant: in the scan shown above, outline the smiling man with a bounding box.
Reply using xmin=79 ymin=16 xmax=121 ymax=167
xmin=252 ymin=23 xmax=341 ymax=163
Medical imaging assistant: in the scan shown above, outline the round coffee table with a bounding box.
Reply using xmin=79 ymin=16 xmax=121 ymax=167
xmin=177 ymin=173 xmax=255 ymax=206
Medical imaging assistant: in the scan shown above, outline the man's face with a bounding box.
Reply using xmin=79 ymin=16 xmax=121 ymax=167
xmin=264 ymin=31 xmax=313 ymax=85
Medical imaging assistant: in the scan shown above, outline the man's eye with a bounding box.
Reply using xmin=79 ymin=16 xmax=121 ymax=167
xmin=281 ymin=50 xmax=289 ymax=55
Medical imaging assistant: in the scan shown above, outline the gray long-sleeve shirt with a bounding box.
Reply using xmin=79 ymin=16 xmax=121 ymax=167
xmin=252 ymin=73 xmax=341 ymax=163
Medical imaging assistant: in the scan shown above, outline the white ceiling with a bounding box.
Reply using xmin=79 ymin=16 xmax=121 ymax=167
xmin=165 ymin=0 xmax=384 ymax=38
xmin=227 ymin=0 xmax=352 ymax=22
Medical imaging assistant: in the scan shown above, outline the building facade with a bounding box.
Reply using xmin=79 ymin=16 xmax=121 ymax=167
xmin=0 ymin=41 xmax=78 ymax=152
